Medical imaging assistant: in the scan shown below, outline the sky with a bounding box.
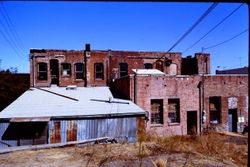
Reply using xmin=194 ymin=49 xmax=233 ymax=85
xmin=0 ymin=1 xmax=248 ymax=74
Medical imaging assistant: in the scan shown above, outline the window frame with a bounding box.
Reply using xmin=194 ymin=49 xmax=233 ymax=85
xmin=75 ymin=63 xmax=85 ymax=80
xmin=150 ymin=99 xmax=164 ymax=125
xmin=94 ymin=63 xmax=104 ymax=80
xmin=61 ymin=63 xmax=71 ymax=77
xmin=37 ymin=62 xmax=48 ymax=80
xmin=168 ymin=98 xmax=180 ymax=124
xmin=119 ymin=63 xmax=128 ymax=77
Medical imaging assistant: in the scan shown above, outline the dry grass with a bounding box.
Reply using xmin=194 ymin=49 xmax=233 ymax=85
xmin=0 ymin=132 xmax=247 ymax=167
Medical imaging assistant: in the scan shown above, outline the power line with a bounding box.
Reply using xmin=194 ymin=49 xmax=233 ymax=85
xmin=167 ymin=2 xmax=218 ymax=52
xmin=203 ymin=29 xmax=248 ymax=50
xmin=183 ymin=3 xmax=244 ymax=53
xmin=0 ymin=29 xmax=23 ymax=59
xmin=0 ymin=2 xmax=26 ymax=52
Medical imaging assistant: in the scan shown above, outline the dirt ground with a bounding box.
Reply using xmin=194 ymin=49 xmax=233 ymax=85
xmin=0 ymin=132 xmax=247 ymax=167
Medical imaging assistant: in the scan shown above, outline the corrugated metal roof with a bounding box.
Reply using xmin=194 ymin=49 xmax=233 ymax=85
xmin=0 ymin=87 xmax=145 ymax=119
xmin=132 ymin=69 xmax=165 ymax=75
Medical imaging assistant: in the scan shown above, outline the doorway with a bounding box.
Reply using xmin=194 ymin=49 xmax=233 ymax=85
xmin=50 ymin=59 xmax=59 ymax=85
xmin=187 ymin=111 xmax=197 ymax=135
xmin=228 ymin=109 xmax=238 ymax=132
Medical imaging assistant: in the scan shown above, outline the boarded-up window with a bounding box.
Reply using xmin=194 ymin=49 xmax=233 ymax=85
xmin=209 ymin=96 xmax=221 ymax=124
xmin=228 ymin=97 xmax=238 ymax=109
xmin=119 ymin=63 xmax=128 ymax=77
xmin=168 ymin=99 xmax=180 ymax=123
xmin=38 ymin=63 xmax=47 ymax=80
xmin=169 ymin=63 xmax=177 ymax=75
xmin=94 ymin=63 xmax=104 ymax=79
xmin=151 ymin=99 xmax=163 ymax=124
xmin=61 ymin=63 xmax=71 ymax=76
xmin=75 ymin=63 xmax=84 ymax=80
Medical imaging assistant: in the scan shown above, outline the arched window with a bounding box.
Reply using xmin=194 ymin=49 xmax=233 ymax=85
xmin=37 ymin=62 xmax=47 ymax=80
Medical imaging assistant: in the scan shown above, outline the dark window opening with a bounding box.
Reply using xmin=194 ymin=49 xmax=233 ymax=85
xmin=119 ymin=63 xmax=128 ymax=77
xmin=168 ymin=99 xmax=180 ymax=123
xmin=151 ymin=99 xmax=163 ymax=124
xmin=61 ymin=63 xmax=71 ymax=76
xmin=209 ymin=96 xmax=221 ymax=124
xmin=38 ymin=63 xmax=47 ymax=80
xmin=75 ymin=63 xmax=84 ymax=80
xmin=144 ymin=63 xmax=153 ymax=69
xmin=95 ymin=63 xmax=104 ymax=80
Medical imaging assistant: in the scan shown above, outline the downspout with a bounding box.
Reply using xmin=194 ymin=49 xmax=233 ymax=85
xmin=134 ymin=70 xmax=137 ymax=104
xmin=31 ymin=54 xmax=36 ymax=87
xmin=198 ymin=81 xmax=202 ymax=135
xmin=84 ymin=50 xmax=87 ymax=87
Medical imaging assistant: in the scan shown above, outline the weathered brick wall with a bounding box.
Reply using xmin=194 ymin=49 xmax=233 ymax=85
xmin=203 ymin=75 xmax=248 ymax=131
xmin=129 ymin=75 xmax=201 ymax=136
xmin=30 ymin=50 xmax=85 ymax=87
xmin=122 ymin=74 xmax=248 ymax=136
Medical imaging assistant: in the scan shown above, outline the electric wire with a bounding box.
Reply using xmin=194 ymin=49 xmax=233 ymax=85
xmin=203 ymin=29 xmax=248 ymax=50
xmin=0 ymin=2 xmax=26 ymax=52
xmin=0 ymin=29 xmax=23 ymax=59
xmin=167 ymin=2 xmax=218 ymax=52
xmin=183 ymin=3 xmax=244 ymax=53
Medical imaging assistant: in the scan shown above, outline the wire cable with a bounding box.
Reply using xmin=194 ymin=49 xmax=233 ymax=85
xmin=167 ymin=2 xmax=218 ymax=52
xmin=203 ymin=29 xmax=248 ymax=50
xmin=0 ymin=29 xmax=23 ymax=59
xmin=0 ymin=2 xmax=26 ymax=55
xmin=0 ymin=2 xmax=26 ymax=52
xmin=183 ymin=3 xmax=244 ymax=53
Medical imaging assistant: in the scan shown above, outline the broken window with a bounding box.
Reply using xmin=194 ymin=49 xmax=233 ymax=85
xmin=209 ymin=96 xmax=221 ymax=124
xmin=37 ymin=62 xmax=47 ymax=80
xmin=95 ymin=63 xmax=104 ymax=79
xmin=119 ymin=63 xmax=128 ymax=77
xmin=75 ymin=63 xmax=84 ymax=80
xmin=168 ymin=99 xmax=180 ymax=124
xmin=151 ymin=99 xmax=163 ymax=124
xmin=61 ymin=63 xmax=71 ymax=76
xmin=144 ymin=63 xmax=153 ymax=69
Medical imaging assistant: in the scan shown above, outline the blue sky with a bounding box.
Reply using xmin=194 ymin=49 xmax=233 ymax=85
xmin=0 ymin=2 xmax=248 ymax=73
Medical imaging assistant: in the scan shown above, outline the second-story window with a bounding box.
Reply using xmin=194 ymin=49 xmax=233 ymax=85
xmin=37 ymin=62 xmax=47 ymax=80
xmin=144 ymin=63 xmax=153 ymax=69
xmin=94 ymin=63 xmax=104 ymax=80
xmin=61 ymin=63 xmax=71 ymax=77
xmin=75 ymin=63 xmax=84 ymax=80
xmin=119 ymin=63 xmax=128 ymax=77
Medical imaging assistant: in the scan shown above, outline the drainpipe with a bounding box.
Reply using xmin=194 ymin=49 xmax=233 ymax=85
xmin=31 ymin=54 xmax=36 ymax=87
xmin=197 ymin=81 xmax=202 ymax=135
xmin=134 ymin=70 xmax=137 ymax=104
xmin=84 ymin=50 xmax=87 ymax=87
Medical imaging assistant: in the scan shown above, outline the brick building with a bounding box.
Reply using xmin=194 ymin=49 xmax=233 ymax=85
xmin=29 ymin=44 xmax=248 ymax=136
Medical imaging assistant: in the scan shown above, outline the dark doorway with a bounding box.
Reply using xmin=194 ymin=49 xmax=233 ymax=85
xmin=50 ymin=59 xmax=59 ymax=85
xmin=187 ymin=111 xmax=197 ymax=135
xmin=228 ymin=109 xmax=238 ymax=132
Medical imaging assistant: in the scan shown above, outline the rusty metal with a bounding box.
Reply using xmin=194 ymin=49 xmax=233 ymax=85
xmin=49 ymin=121 xmax=61 ymax=144
xmin=66 ymin=120 xmax=77 ymax=142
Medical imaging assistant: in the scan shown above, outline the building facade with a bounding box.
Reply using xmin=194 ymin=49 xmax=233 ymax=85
xmin=29 ymin=44 xmax=248 ymax=136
